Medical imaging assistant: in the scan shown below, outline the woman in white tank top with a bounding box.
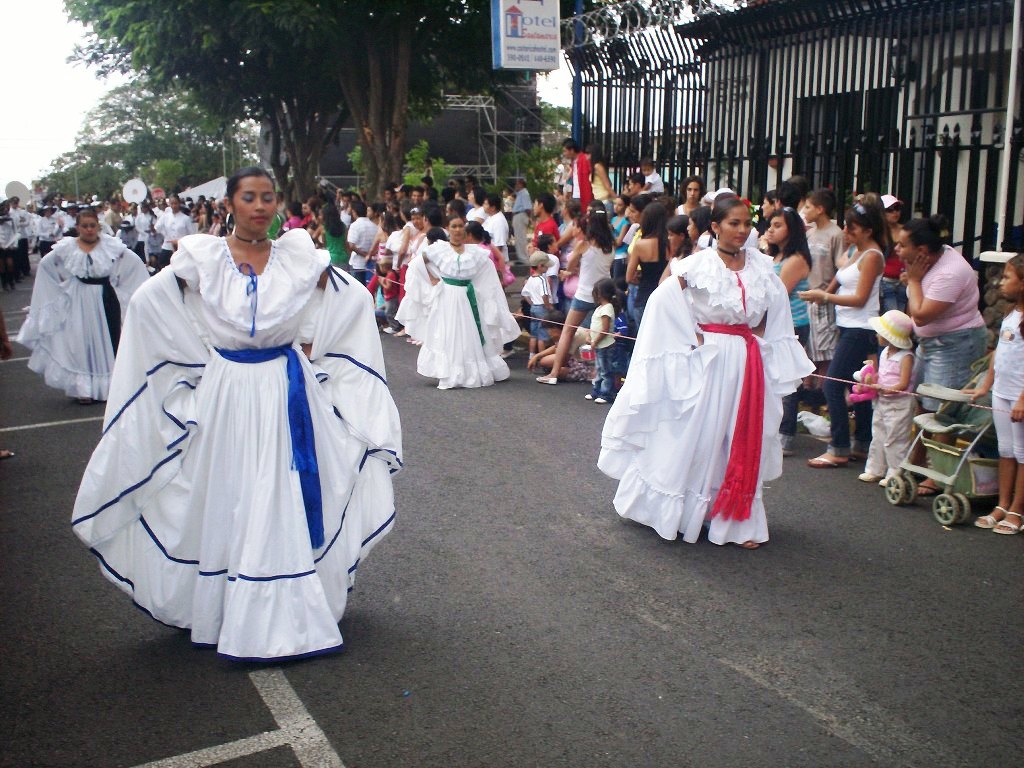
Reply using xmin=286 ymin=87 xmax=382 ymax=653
xmin=799 ymin=200 xmax=885 ymax=467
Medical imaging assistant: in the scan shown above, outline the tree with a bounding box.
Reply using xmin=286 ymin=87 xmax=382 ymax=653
xmin=68 ymin=0 xmax=348 ymax=202
xmin=38 ymin=77 xmax=256 ymax=199
xmin=69 ymin=0 xmax=591 ymax=200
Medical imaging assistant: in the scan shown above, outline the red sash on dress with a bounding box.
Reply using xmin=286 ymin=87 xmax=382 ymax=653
xmin=698 ymin=320 xmax=765 ymax=522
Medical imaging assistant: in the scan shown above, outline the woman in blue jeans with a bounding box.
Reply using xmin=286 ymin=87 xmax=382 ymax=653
xmin=799 ymin=201 xmax=886 ymax=467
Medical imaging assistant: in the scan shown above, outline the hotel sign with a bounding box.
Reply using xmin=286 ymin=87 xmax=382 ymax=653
xmin=491 ymin=0 xmax=561 ymax=71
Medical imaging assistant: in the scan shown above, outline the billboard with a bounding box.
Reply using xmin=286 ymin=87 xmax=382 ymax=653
xmin=491 ymin=0 xmax=561 ymax=71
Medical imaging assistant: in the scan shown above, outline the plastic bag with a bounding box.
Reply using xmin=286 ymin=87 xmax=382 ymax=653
xmin=797 ymin=410 xmax=831 ymax=437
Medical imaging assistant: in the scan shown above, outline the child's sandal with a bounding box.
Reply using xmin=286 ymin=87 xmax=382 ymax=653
xmin=974 ymin=506 xmax=1008 ymax=529
xmin=993 ymin=510 xmax=1023 ymax=535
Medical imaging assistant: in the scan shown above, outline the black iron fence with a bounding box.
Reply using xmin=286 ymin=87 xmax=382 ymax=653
xmin=567 ymin=0 xmax=1023 ymax=255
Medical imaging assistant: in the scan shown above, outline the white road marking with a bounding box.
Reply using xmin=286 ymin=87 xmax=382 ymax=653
xmin=0 ymin=416 xmax=103 ymax=433
xmin=0 ymin=356 xmax=29 ymax=363
xmin=129 ymin=668 xmax=345 ymax=768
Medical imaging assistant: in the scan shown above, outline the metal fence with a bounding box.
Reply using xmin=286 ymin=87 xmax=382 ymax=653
xmin=567 ymin=0 xmax=1023 ymax=255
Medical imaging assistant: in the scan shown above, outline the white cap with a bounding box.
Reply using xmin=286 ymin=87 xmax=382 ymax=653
xmin=702 ymin=187 xmax=736 ymax=205
xmin=880 ymin=194 xmax=901 ymax=209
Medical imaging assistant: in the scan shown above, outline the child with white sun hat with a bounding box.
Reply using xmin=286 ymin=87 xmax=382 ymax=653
xmin=860 ymin=309 xmax=916 ymax=484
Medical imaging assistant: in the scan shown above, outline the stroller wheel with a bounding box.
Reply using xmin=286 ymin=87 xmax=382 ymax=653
xmin=885 ymin=476 xmax=908 ymax=506
xmin=901 ymin=474 xmax=918 ymax=504
xmin=933 ymin=493 xmax=962 ymax=525
xmin=953 ymin=493 xmax=972 ymax=524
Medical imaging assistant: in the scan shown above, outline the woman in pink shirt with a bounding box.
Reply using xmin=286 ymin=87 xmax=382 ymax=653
xmin=898 ymin=215 xmax=986 ymax=414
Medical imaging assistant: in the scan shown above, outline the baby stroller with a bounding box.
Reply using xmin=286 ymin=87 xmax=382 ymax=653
xmin=884 ymin=362 xmax=998 ymax=525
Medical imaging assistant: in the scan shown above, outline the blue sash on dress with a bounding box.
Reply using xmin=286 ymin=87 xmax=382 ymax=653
xmin=215 ymin=344 xmax=324 ymax=548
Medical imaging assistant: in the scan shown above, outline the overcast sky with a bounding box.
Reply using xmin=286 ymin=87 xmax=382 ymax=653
xmin=0 ymin=1 xmax=572 ymax=197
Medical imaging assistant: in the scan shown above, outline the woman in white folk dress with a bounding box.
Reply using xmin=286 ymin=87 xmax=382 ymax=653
xmin=416 ymin=213 xmax=520 ymax=389
xmin=17 ymin=207 xmax=149 ymax=403
xmin=72 ymin=168 xmax=403 ymax=661
xmin=598 ymin=196 xmax=814 ymax=548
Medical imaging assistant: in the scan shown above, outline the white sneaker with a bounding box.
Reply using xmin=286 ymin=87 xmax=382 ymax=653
xmin=858 ymin=472 xmax=884 ymax=483
xmin=594 ymin=397 xmax=611 ymax=404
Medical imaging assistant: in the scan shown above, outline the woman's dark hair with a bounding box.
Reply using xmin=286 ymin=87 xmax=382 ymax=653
xmin=681 ymin=175 xmax=706 ymax=198
xmin=592 ymin=277 xmax=623 ymax=314
xmin=639 ymin=201 xmax=669 ymax=260
xmin=446 ymin=211 xmax=465 ymax=226
xmin=350 ymin=200 xmax=367 ymax=218
xmin=711 ymin=195 xmax=748 ymax=224
xmin=563 ymin=199 xmax=583 ymax=221
xmin=585 ymin=205 xmax=615 ymax=252
xmin=763 ymin=189 xmax=778 ymax=205
xmin=381 ymin=212 xmax=402 ymax=234
xmin=666 ymin=214 xmax=694 ymax=259
xmin=464 ymin=220 xmax=486 ymax=242
xmin=323 ymin=203 xmax=346 ymax=238
xmin=766 ymin=207 xmax=813 ymax=270
xmin=844 ymin=200 xmax=888 ymax=250
xmin=902 ymin=214 xmax=952 ymax=253
xmin=629 ymin=193 xmax=653 ymax=215
xmin=536 ymin=233 xmax=556 ymax=253
xmin=586 ymin=144 xmax=607 ymax=169
xmin=426 ymin=227 xmax=449 ymax=244
xmin=425 ymin=204 xmax=445 ymax=227
xmin=288 ymin=201 xmax=303 ymax=218
xmin=447 ymin=199 xmax=467 ymax=219
xmin=76 ymin=208 xmax=100 ymax=223
xmin=225 ymin=167 xmax=274 ymax=201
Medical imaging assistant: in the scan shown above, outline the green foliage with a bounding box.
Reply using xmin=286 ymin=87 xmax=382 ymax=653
xmin=347 ymin=145 xmax=366 ymax=179
xmin=497 ymin=144 xmax=562 ymax=198
xmin=146 ymin=159 xmax=186 ymax=192
xmin=66 ymin=0 xmax=594 ymax=199
xmin=401 ymin=141 xmax=454 ymax=188
xmin=539 ymin=101 xmax=573 ymax=139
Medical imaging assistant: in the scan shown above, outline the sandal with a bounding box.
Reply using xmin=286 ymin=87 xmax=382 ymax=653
xmin=739 ymin=541 xmax=761 ymax=549
xmin=916 ymin=484 xmax=939 ymax=498
xmin=0 ymin=449 xmax=14 ymax=460
xmin=974 ymin=506 xmax=1008 ymax=529
xmin=993 ymin=511 xmax=1023 ymax=535
xmin=807 ymin=453 xmax=848 ymax=468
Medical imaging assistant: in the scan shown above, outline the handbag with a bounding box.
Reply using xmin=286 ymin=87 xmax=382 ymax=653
xmin=562 ymin=273 xmax=579 ymax=299
xmin=501 ymin=264 xmax=516 ymax=287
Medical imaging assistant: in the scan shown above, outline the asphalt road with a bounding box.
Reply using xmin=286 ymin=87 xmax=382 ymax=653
xmin=2 ymin=274 xmax=1022 ymax=768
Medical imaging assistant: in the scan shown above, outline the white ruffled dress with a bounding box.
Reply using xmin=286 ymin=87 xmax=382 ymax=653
xmin=17 ymin=234 xmax=149 ymax=400
xmin=598 ymin=248 xmax=814 ymax=544
xmin=72 ymin=230 xmax=403 ymax=661
xmin=394 ymin=250 xmax=438 ymax=341
xmin=416 ymin=242 xmax=521 ymax=389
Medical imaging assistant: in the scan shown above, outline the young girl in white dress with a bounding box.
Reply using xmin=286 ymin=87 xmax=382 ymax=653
xmin=599 ymin=196 xmax=814 ymax=548
xmin=967 ymin=255 xmax=1024 ymax=534
xmin=72 ymin=168 xmax=402 ymax=661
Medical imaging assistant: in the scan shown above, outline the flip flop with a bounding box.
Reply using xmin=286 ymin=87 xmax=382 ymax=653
xmin=807 ymin=454 xmax=848 ymax=468
xmin=0 ymin=449 xmax=14 ymax=460
xmin=916 ymin=485 xmax=939 ymax=498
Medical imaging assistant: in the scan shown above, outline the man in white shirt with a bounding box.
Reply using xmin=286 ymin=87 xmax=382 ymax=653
xmin=154 ymin=195 xmax=196 ymax=271
xmin=8 ymin=197 xmax=32 ymax=278
xmin=482 ymin=193 xmax=510 ymax=263
xmin=345 ymin=200 xmax=379 ymax=284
